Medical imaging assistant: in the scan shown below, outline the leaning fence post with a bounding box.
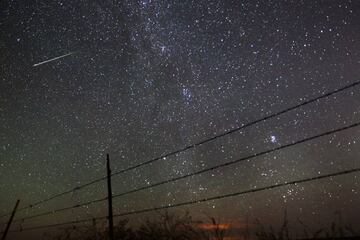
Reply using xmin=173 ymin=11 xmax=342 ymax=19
xmin=1 ymin=199 xmax=20 ymax=240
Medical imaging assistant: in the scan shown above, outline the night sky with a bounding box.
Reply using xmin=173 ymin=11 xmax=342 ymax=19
xmin=1 ymin=0 xmax=360 ymax=239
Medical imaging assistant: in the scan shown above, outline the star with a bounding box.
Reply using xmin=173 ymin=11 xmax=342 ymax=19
xmin=270 ymin=135 xmax=277 ymax=143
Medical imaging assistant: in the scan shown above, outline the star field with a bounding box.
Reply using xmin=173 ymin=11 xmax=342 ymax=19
xmin=0 ymin=1 xmax=360 ymax=239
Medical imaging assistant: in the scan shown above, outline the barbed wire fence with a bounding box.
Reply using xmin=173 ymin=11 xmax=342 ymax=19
xmin=1 ymin=81 xmax=360 ymax=239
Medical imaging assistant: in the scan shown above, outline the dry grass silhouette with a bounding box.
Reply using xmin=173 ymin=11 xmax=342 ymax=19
xmin=255 ymin=210 xmax=358 ymax=240
xmin=43 ymin=211 xmax=358 ymax=240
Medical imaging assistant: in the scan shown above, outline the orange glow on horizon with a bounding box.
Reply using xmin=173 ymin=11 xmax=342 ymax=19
xmin=196 ymin=223 xmax=231 ymax=230
xmin=194 ymin=218 xmax=253 ymax=231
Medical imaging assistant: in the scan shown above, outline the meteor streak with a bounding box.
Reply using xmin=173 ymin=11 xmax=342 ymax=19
xmin=33 ymin=52 xmax=74 ymax=67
